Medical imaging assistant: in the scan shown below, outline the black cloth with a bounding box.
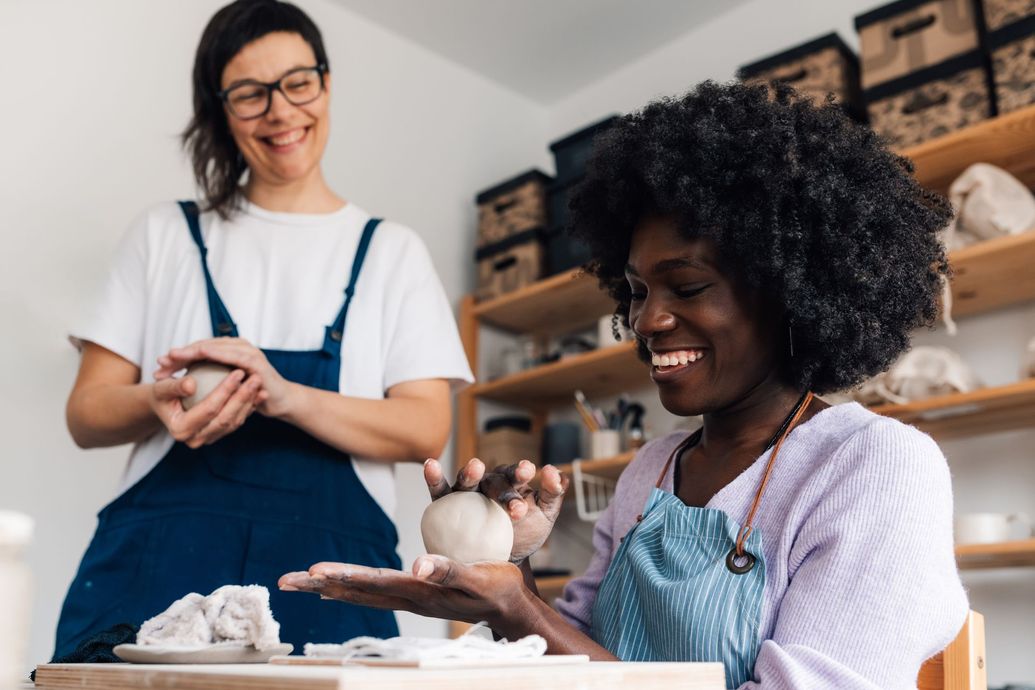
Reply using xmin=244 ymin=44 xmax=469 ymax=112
xmin=30 ymin=623 xmax=138 ymax=681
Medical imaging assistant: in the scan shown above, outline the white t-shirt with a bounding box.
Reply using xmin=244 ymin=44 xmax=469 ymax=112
xmin=71 ymin=200 xmax=474 ymax=518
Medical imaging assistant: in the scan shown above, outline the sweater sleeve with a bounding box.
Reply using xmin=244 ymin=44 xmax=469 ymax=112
xmin=553 ymin=498 xmax=616 ymax=633
xmin=743 ymin=419 xmax=969 ymax=690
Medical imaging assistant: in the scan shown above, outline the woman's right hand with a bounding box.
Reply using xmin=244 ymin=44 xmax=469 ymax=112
xmin=424 ymin=458 xmax=570 ymax=563
xmin=148 ymin=368 xmax=262 ymax=448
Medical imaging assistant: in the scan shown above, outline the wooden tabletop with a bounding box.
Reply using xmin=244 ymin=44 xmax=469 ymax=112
xmin=33 ymin=661 xmax=725 ymax=689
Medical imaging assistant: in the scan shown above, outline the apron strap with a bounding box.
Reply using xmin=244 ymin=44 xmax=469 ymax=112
xmin=733 ymin=391 xmax=814 ymax=558
xmin=177 ymin=201 xmax=239 ymax=338
xmin=323 ymin=217 xmax=381 ymax=354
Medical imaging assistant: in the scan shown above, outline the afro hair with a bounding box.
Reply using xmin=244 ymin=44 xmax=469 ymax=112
xmin=567 ymin=80 xmax=952 ymax=395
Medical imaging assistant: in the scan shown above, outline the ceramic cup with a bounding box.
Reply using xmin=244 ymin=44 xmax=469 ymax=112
xmin=954 ymin=512 xmax=1032 ymax=545
xmin=589 ymin=429 xmax=622 ymax=459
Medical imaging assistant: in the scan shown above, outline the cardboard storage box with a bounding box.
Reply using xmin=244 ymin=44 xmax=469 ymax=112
xmin=548 ymin=116 xmax=618 ymax=185
xmin=865 ymin=51 xmax=992 ymax=147
xmin=855 ymin=0 xmax=980 ymax=89
xmin=475 ymin=229 xmax=544 ymax=301
xmin=988 ymin=15 xmax=1035 ymax=112
xmin=738 ymin=33 xmax=865 ymax=121
xmin=982 ymin=0 xmax=1035 ymax=31
xmin=475 ymin=170 xmax=551 ymax=248
xmin=478 ymin=427 xmax=541 ymax=470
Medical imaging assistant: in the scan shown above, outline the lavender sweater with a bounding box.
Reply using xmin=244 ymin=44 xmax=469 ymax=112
xmin=554 ymin=402 xmax=968 ymax=689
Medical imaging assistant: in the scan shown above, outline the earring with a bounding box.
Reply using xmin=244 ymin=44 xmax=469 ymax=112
xmin=788 ymin=325 xmax=795 ymax=358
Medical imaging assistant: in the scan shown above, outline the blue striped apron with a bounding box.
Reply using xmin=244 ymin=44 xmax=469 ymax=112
xmin=591 ymin=392 xmax=813 ymax=689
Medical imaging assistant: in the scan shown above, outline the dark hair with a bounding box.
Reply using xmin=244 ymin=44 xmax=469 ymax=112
xmin=182 ymin=0 xmax=329 ymax=218
xmin=568 ymin=81 xmax=952 ymax=395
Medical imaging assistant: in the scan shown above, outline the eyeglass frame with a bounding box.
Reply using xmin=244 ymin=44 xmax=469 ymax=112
xmin=218 ymin=64 xmax=328 ymax=120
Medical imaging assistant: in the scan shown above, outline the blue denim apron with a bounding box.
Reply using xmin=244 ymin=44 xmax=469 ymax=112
xmin=591 ymin=392 xmax=813 ymax=689
xmin=54 ymin=201 xmax=401 ymax=657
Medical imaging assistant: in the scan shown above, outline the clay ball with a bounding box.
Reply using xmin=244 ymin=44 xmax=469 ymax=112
xmin=182 ymin=362 xmax=234 ymax=410
xmin=420 ymin=492 xmax=513 ymax=564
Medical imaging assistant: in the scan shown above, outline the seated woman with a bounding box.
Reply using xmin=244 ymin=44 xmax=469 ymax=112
xmin=280 ymin=81 xmax=968 ymax=689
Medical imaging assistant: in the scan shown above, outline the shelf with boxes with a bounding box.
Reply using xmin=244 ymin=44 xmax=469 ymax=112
xmin=738 ymin=1 xmax=1035 ymax=155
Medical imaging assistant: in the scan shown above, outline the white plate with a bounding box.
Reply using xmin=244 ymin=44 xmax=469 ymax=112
xmin=113 ymin=642 xmax=293 ymax=664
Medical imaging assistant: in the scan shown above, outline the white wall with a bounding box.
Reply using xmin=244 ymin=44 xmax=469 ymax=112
xmin=0 ymin=0 xmax=549 ymax=672
xmin=542 ymin=0 xmax=1035 ymax=684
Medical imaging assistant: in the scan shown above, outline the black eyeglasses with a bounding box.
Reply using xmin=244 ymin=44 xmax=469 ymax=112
xmin=219 ymin=65 xmax=327 ymax=120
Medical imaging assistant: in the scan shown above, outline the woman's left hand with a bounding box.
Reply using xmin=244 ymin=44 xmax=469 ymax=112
xmin=155 ymin=338 xmax=295 ymax=418
xmin=278 ymin=556 xmax=531 ymax=629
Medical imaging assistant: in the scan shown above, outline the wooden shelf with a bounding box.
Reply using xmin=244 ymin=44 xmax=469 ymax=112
xmin=473 ymin=269 xmax=615 ymax=336
xmin=948 ymin=230 xmax=1035 ymax=318
xmin=956 ymin=539 xmax=1035 ymax=570
xmin=472 ymin=341 xmax=648 ymax=408
xmin=534 ymin=575 xmax=573 ymax=600
xmin=871 ymin=379 xmax=1035 ymax=439
xmin=901 ymin=103 xmax=1035 ymax=194
xmin=555 ymin=451 xmax=638 ymax=482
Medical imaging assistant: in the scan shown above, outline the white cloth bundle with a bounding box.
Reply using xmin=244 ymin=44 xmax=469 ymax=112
xmin=304 ymin=622 xmax=546 ymax=661
xmin=853 ymin=346 xmax=981 ymax=406
xmin=136 ymin=584 xmax=281 ymax=650
xmin=943 ymin=163 xmax=1035 ymax=251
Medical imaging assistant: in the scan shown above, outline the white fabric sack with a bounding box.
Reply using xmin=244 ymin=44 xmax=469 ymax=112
xmin=853 ymin=346 xmax=981 ymax=406
xmin=304 ymin=622 xmax=546 ymax=661
xmin=943 ymin=163 xmax=1035 ymax=250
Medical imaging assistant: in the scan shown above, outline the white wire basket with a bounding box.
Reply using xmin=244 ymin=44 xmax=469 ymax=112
xmin=571 ymin=459 xmax=618 ymax=522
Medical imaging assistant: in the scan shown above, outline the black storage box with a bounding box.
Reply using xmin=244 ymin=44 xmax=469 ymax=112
xmin=738 ymin=33 xmax=866 ymax=121
xmin=548 ymin=115 xmax=619 ymax=185
xmin=544 ymin=177 xmax=591 ymax=275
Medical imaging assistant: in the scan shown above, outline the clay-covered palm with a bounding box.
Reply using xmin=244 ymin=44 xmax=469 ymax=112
xmin=424 ymin=458 xmax=569 ymax=562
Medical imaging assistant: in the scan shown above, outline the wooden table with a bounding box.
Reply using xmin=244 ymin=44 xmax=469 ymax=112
xmin=33 ymin=661 xmax=725 ymax=689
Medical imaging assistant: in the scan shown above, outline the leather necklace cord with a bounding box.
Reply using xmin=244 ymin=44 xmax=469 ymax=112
xmin=645 ymin=391 xmax=815 ymax=565
xmin=733 ymin=390 xmax=813 ymax=557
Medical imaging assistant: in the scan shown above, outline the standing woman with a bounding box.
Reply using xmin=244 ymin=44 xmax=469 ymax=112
xmin=57 ymin=0 xmax=471 ymax=656
xmin=280 ymin=82 xmax=969 ymax=689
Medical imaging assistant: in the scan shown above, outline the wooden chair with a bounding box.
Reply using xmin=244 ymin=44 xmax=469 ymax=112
xmin=918 ymin=611 xmax=987 ymax=690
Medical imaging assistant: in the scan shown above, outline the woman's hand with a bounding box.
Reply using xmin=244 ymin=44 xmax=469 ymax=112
xmin=155 ymin=338 xmax=294 ymax=417
xmin=278 ymin=556 xmax=531 ymax=630
xmin=148 ymin=367 xmax=262 ymax=448
xmin=424 ymin=458 xmax=570 ymax=563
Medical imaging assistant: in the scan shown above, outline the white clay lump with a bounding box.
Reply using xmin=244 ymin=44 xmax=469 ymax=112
xmin=136 ymin=584 xmax=281 ymax=650
xmin=421 ymin=491 xmax=513 ymax=563
xmin=182 ymin=362 xmax=234 ymax=410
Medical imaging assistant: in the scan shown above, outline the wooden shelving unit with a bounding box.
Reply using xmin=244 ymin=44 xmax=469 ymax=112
xmin=534 ymin=575 xmax=574 ymax=600
xmin=555 ymin=451 xmax=638 ymax=481
xmin=949 ymin=230 xmax=1035 ymax=318
xmin=473 ymin=268 xmax=615 ymax=336
xmin=473 ymin=341 xmax=645 ymax=407
xmin=902 ymin=102 xmax=1035 ymax=194
xmin=956 ymin=539 xmax=1035 ymax=570
xmin=871 ymin=379 xmax=1035 ymax=440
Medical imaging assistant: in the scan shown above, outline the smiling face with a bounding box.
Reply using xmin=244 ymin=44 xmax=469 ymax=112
xmin=625 ymin=215 xmax=787 ymax=416
xmin=220 ymin=31 xmax=330 ymax=189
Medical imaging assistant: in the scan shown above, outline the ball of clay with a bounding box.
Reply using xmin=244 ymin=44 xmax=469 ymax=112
xmin=182 ymin=362 xmax=234 ymax=410
xmin=420 ymin=492 xmax=513 ymax=564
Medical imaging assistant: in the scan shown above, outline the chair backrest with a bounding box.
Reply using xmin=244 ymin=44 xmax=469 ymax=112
xmin=918 ymin=611 xmax=987 ymax=690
